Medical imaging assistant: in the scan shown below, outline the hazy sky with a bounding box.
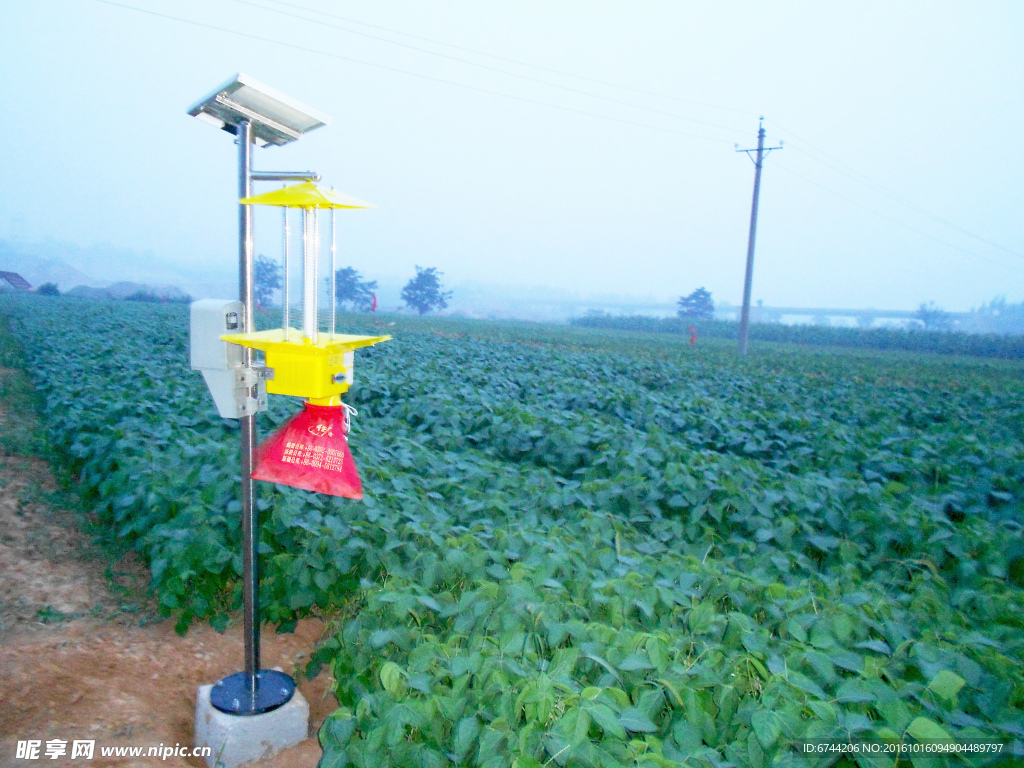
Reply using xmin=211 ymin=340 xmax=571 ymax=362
xmin=1 ymin=1 xmax=1022 ymax=310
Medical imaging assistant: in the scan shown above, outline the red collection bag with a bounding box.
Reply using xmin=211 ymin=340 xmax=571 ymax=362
xmin=251 ymin=402 xmax=362 ymax=499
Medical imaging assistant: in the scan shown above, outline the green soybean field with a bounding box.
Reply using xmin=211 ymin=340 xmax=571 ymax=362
xmin=3 ymin=295 xmax=1023 ymax=768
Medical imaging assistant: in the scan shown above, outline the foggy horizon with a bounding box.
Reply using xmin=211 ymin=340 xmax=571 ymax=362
xmin=1 ymin=2 xmax=1021 ymax=315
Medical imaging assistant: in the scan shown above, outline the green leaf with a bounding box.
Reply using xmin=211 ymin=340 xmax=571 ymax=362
xmin=905 ymin=717 xmax=952 ymax=743
xmin=601 ymin=687 xmax=631 ymax=710
xmin=787 ymin=671 xmax=827 ymax=700
xmin=742 ymin=630 xmax=768 ymax=654
xmin=544 ymin=733 xmax=572 ymax=766
xmin=276 ymin=619 xmax=297 ymax=634
xmin=688 ymin=602 xmax=716 ymax=634
xmin=837 ymin=679 xmax=875 ymax=704
xmin=619 ymin=707 xmax=657 ymax=733
xmin=416 ymin=595 xmax=442 ymax=611
xmin=408 ymin=672 xmax=432 ymax=694
xmin=570 ymin=708 xmax=592 ymax=747
xmin=549 ymin=646 xmax=580 ymax=679
xmin=618 ymin=652 xmax=655 ymax=672
xmin=585 ymin=702 xmax=627 ymax=740
xmin=857 ymin=640 xmax=892 ymax=655
xmin=380 ymin=661 xmax=405 ymax=694
xmin=878 ymin=701 xmax=913 ymax=735
xmin=320 ymin=712 xmax=356 ymax=751
xmin=745 ymin=730 xmax=767 ymax=768
xmin=807 ymin=700 xmax=837 ymax=725
xmin=829 ymin=650 xmax=864 ymax=673
xmin=809 ymin=534 xmax=840 ymax=551
xmin=926 ymin=670 xmax=965 ymax=703
xmin=585 ymin=654 xmax=623 ymax=684
xmin=369 ymin=629 xmax=395 ymax=648
xmin=453 ymin=716 xmax=481 ymax=757
xmin=832 ymin=614 xmax=854 ymax=643
xmin=751 ymin=710 xmax=781 ymax=750
xmin=317 ymin=749 xmax=350 ymax=768
xmin=647 ymin=638 xmax=669 ymax=671
xmin=671 ymin=720 xmax=701 ymax=753
xmin=785 ymin=618 xmax=808 ymax=643
xmin=314 ymin=570 xmax=336 ymax=591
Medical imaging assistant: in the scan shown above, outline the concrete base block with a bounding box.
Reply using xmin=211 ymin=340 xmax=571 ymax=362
xmin=195 ymin=680 xmax=309 ymax=768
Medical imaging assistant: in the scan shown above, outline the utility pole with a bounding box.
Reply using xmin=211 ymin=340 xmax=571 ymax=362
xmin=736 ymin=118 xmax=782 ymax=355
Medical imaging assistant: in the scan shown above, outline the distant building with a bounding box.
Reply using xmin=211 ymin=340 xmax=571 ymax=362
xmin=0 ymin=271 xmax=31 ymax=291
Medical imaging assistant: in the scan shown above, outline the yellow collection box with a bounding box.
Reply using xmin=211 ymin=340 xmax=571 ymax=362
xmin=221 ymin=328 xmax=391 ymax=405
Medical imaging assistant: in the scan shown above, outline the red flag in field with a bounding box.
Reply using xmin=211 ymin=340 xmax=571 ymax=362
xmin=371 ymin=293 xmax=377 ymax=312
xmin=251 ymin=402 xmax=362 ymax=498
xmin=689 ymin=326 xmax=697 ymax=345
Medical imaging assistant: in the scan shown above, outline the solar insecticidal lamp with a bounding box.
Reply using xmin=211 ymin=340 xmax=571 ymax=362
xmin=187 ymin=74 xmax=389 ymax=718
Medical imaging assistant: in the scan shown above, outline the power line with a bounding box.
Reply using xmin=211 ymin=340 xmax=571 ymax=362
xmin=92 ymin=0 xmax=738 ymax=145
xmin=257 ymin=0 xmax=753 ymax=119
xmin=257 ymin=0 xmax=1021 ymax=269
xmin=234 ymin=0 xmax=1023 ymax=270
xmin=231 ymin=0 xmax=751 ymax=137
xmin=773 ymin=164 xmax=1016 ymax=270
xmin=767 ymin=118 xmax=1023 ymax=259
xmin=90 ymin=0 xmax=1021 ymax=272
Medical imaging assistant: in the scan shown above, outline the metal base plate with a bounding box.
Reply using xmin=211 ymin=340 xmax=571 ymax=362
xmin=210 ymin=670 xmax=295 ymax=716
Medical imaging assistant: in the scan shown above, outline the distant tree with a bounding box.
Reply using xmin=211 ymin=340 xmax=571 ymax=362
xmin=967 ymin=295 xmax=1024 ymax=335
xmin=125 ymin=290 xmax=160 ymax=302
xmin=333 ymin=267 xmax=378 ymax=311
xmin=35 ymin=282 xmax=60 ymax=296
xmin=124 ymin=290 xmax=191 ymax=304
xmin=677 ymin=287 xmax=714 ymax=320
xmin=401 ymin=266 xmax=452 ymax=315
xmin=254 ymin=254 xmax=282 ymax=308
xmin=916 ymin=301 xmax=951 ymax=331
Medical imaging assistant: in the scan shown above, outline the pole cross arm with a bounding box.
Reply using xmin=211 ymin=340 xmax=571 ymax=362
xmin=251 ymin=171 xmax=322 ymax=182
xmin=737 ymin=145 xmax=783 ymax=165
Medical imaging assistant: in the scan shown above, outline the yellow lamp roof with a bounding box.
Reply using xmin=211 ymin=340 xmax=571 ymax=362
xmin=240 ymin=181 xmax=374 ymax=209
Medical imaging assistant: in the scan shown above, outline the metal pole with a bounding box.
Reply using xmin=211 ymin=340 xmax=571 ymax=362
xmin=283 ymin=203 xmax=290 ymax=342
xmin=738 ymin=122 xmax=766 ymax=356
xmin=237 ymin=120 xmax=260 ymax=693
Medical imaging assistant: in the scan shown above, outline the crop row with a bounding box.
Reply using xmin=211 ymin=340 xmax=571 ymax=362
xmin=572 ymin=314 xmax=1024 ymax=360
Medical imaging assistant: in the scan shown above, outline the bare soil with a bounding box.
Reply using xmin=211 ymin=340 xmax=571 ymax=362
xmin=0 ymin=432 xmax=335 ymax=766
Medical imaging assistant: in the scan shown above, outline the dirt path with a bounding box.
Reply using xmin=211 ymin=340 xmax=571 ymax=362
xmin=0 ymin=376 xmax=336 ymax=766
